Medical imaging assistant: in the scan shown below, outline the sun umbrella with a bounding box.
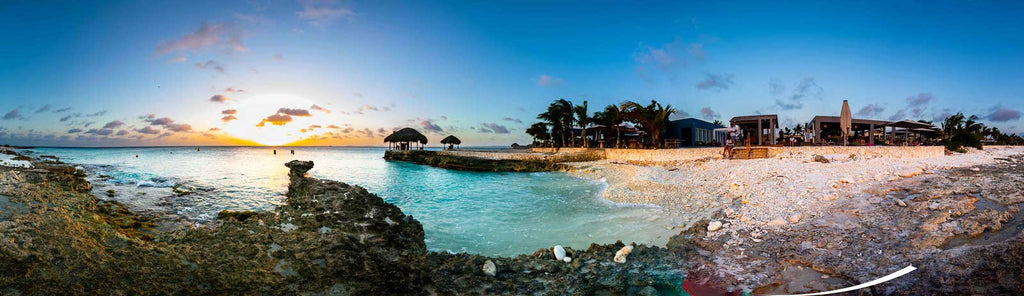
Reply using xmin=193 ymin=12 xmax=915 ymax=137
xmin=840 ymin=99 xmax=853 ymax=146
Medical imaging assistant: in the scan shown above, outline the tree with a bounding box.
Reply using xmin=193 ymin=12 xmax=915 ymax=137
xmin=621 ymin=100 xmax=675 ymax=148
xmin=594 ymin=104 xmax=625 ymax=148
xmin=712 ymin=120 xmax=723 ymax=127
xmin=573 ymin=100 xmax=592 ymax=148
xmin=537 ymin=99 xmax=574 ymax=147
xmin=942 ymin=113 xmax=986 ymax=152
xmin=526 ymin=122 xmax=550 ymax=146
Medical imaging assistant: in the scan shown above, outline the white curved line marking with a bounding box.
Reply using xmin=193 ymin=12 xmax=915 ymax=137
xmin=769 ymin=265 xmax=917 ymax=296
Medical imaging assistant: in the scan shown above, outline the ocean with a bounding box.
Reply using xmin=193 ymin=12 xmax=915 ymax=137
xmin=29 ymin=146 xmax=675 ymax=256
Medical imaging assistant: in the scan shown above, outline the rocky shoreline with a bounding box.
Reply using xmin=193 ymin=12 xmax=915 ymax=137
xmin=384 ymin=150 xmax=571 ymax=172
xmin=0 ymin=150 xmax=693 ymax=295
xmin=2 ymin=147 xmax=1022 ymax=294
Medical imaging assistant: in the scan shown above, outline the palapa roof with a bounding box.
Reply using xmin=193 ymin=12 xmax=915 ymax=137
xmin=384 ymin=128 xmax=428 ymax=144
xmin=440 ymin=135 xmax=462 ymax=145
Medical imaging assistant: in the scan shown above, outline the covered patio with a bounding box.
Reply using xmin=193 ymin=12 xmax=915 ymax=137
xmin=883 ymin=120 xmax=940 ymax=146
xmin=730 ymin=114 xmax=779 ymax=146
xmin=808 ymin=116 xmax=890 ymax=145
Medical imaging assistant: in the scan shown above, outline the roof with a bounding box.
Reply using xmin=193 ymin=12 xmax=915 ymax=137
xmin=383 ymin=128 xmax=428 ymax=144
xmin=810 ymin=115 xmax=890 ymax=126
xmin=668 ymin=117 xmax=723 ymax=129
xmin=440 ymin=135 xmax=462 ymax=144
xmin=730 ymin=114 xmax=778 ymax=123
xmin=885 ymin=120 xmax=938 ymax=130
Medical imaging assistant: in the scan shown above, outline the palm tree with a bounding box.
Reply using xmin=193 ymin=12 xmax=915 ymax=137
xmin=574 ymin=100 xmax=591 ymax=148
xmin=526 ymin=122 xmax=550 ymax=147
xmin=621 ymin=100 xmax=675 ymax=148
xmin=594 ymin=104 xmax=625 ymax=148
xmin=537 ymin=99 xmax=574 ymax=147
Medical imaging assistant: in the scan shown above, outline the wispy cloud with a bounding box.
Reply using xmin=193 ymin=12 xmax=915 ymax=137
xmin=3 ymin=109 xmax=21 ymax=120
xmin=699 ymin=107 xmax=719 ymax=120
xmin=222 ymin=115 xmax=238 ymax=122
xmin=277 ymin=108 xmax=312 ymax=117
xmin=502 ymin=117 xmax=523 ymax=124
xmin=310 ymin=104 xmax=331 ymax=114
xmin=102 ymin=120 xmax=124 ymax=129
xmin=986 ymin=106 xmax=1021 ymax=122
xmin=221 ymin=109 xmax=237 ymax=115
xmin=856 ymin=104 xmax=885 ymax=117
xmin=297 ymin=0 xmax=356 ymax=27
xmin=195 ymin=60 xmax=227 ymax=74
xmin=772 ymin=77 xmax=823 ymax=110
xmin=35 ymin=105 xmax=51 ymax=113
xmin=154 ymin=22 xmax=247 ymax=56
xmin=634 ymin=37 xmax=704 ymax=81
xmin=480 ymin=123 xmax=510 ymax=134
xmin=695 ymin=73 xmax=733 ymax=91
xmin=536 ymin=74 xmax=564 ymax=87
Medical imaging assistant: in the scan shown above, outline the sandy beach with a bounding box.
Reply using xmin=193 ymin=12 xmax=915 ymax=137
xmin=568 ymin=146 xmax=1024 ymax=293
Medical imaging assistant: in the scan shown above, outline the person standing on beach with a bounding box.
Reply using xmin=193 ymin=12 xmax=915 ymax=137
xmin=724 ymin=125 xmax=736 ymax=158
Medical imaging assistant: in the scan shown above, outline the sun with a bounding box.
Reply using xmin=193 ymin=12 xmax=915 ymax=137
xmin=221 ymin=94 xmax=325 ymax=146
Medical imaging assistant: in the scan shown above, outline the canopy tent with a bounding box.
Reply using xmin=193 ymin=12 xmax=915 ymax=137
xmin=883 ymin=120 xmax=939 ymax=145
xmin=384 ymin=128 xmax=428 ymax=150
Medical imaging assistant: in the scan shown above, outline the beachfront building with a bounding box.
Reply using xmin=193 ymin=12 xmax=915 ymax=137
xmin=730 ymin=115 xmax=779 ymax=145
xmin=384 ymin=128 xmax=428 ymax=150
xmin=664 ymin=118 xmax=724 ymax=147
xmin=807 ymin=116 xmax=890 ymax=145
xmin=883 ymin=120 xmax=941 ymax=145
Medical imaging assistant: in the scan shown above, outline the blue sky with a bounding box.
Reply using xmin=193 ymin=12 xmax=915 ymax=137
xmin=1 ymin=0 xmax=1022 ymax=146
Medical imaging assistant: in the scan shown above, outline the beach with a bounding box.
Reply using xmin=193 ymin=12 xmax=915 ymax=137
xmin=564 ymin=146 xmax=1024 ymax=293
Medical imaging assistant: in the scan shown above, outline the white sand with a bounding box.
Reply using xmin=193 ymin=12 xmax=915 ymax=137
xmin=570 ymin=146 xmax=1024 ymax=230
xmin=0 ymin=153 xmax=32 ymax=168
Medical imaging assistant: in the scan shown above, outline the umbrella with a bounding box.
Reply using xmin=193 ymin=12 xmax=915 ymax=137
xmin=840 ymin=100 xmax=853 ymax=146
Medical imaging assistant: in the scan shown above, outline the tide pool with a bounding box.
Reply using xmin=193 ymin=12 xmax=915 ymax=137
xmin=31 ymin=146 xmax=675 ymax=256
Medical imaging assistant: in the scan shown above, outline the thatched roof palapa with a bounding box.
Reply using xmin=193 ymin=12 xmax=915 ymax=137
xmin=440 ymin=135 xmax=462 ymax=145
xmin=384 ymin=128 xmax=428 ymax=144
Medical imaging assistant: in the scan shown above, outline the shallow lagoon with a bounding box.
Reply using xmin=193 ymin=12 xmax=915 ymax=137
xmin=33 ymin=147 xmax=675 ymax=256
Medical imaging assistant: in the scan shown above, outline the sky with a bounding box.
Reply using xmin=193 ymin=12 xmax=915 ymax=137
xmin=1 ymin=0 xmax=1022 ymax=147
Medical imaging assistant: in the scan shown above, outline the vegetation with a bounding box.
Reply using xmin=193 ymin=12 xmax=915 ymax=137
xmin=941 ymin=112 xmax=1024 ymax=152
xmin=530 ymin=99 xmax=677 ymax=148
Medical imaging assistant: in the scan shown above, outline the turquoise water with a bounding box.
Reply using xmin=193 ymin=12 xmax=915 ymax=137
xmin=30 ymin=147 xmax=675 ymax=256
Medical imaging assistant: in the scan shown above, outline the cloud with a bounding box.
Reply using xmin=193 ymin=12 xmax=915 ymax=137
xmin=137 ymin=126 xmax=161 ymax=134
xmin=54 ymin=107 xmax=72 ymax=113
xmin=420 ymin=119 xmax=443 ymax=133
xmin=2 ymin=109 xmax=21 ymax=120
xmin=257 ymin=114 xmax=293 ymax=126
xmin=86 ymin=110 xmax=107 ymax=117
xmin=67 ymin=128 xmax=83 ymax=134
xmin=695 ymin=73 xmax=733 ymax=91
xmin=209 ymin=94 xmax=231 ymax=103
xmin=224 ymin=87 xmax=245 ymax=93
xmin=773 ymin=77 xmax=823 ymax=110
xmin=297 ymin=0 xmax=357 ymax=27
xmin=327 ymin=124 xmax=342 ymax=129
xmin=480 ymin=123 xmax=510 ymax=134
xmin=60 ymin=114 xmax=76 ymax=122
xmin=888 ymin=109 xmax=908 ymax=121
xmin=634 ymin=37 xmax=703 ymax=81
xmin=986 ymin=106 xmax=1021 ymax=122
xmin=35 ymin=105 xmax=51 ymax=113
xmin=222 ymin=115 xmax=238 ymax=122
xmin=699 ymin=107 xmax=719 ymax=120
xmin=906 ymin=93 xmax=933 ymax=107
xmin=856 ymin=104 xmax=885 ymax=117
xmin=102 ymin=120 xmax=125 ymax=129
xmin=310 ymin=104 xmax=331 ymax=114
xmin=357 ymin=128 xmax=374 ymax=137
xmin=168 ymin=56 xmax=187 ymax=63
xmin=502 ymin=117 xmax=523 ymax=124
xmin=195 ymin=60 xmax=227 ymax=74
xmin=147 ymin=117 xmax=174 ymax=125
xmin=273 ymin=53 xmax=285 ymax=61
xmin=154 ymin=22 xmax=247 ymax=56
xmin=277 ymin=108 xmax=312 ymax=117
xmin=115 ymin=130 xmax=129 ymax=136
xmin=536 ymin=74 xmax=564 ymax=87
xmin=165 ymin=123 xmax=193 ymax=132
xmin=85 ymin=128 xmax=114 ymax=136
xmin=768 ymin=78 xmax=785 ymax=96
xmin=221 ymin=109 xmax=237 ymax=115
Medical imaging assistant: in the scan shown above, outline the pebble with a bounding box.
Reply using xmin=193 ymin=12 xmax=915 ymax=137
xmin=839 ymin=178 xmax=854 ymax=184
xmin=767 ymin=218 xmax=788 ymax=227
xmin=898 ymin=167 xmax=923 ymax=178
xmin=482 ymin=260 xmax=496 ymax=276
xmin=553 ymin=245 xmax=566 ymax=261
xmin=707 ymin=221 xmax=723 ymax=232
xmin=562 ymin=257 xmax=572 ymax=263
xmin=787 ymin=214 xmax=801 ymax=223
xmin=896 ymin=199 xmax=907 ymax=207
xmin=613 ymin=245 xmax=633 ymax=264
